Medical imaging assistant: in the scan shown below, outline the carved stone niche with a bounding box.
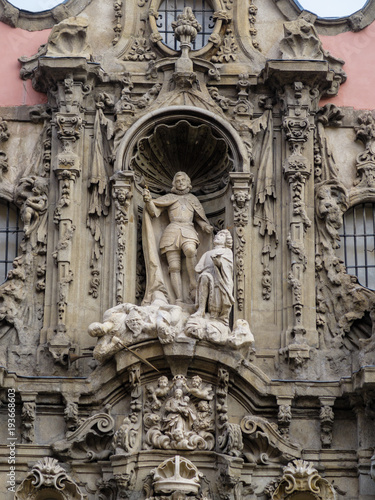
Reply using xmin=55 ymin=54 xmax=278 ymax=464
xmin=129 ymin=119 xmax=233 ymax=196
xmin=115 ymin=108 xmax=250 ymax=311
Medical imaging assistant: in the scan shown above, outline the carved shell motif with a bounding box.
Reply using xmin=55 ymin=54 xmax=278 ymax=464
xmin=130 ymin=120 xmax=232 ymax=194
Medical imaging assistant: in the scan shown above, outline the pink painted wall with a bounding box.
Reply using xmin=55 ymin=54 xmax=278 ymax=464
xmin=0 ymin=22 xmax=50 ymax=106
xmin=0 ymin=19 xmax=375 ymax=109
xmin=321 ymin=23 xmax=375 ymax=109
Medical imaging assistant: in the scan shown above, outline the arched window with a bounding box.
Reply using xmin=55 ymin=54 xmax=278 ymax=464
xmin=337 ymin=203 xmax=375 ymax=290
xmin=157 ymin=0 xmax=215 ymax=50
xmin=0 ymin=201 xmax=23 ymax=284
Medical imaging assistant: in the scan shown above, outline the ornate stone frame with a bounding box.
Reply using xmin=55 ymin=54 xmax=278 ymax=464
xmin=0 ymin=0 xmax=93 ymax=30
xmin=273 ymin=0 xmax=375 ymax=35
xmin=148 ymin=0 xmax=227 ymax=58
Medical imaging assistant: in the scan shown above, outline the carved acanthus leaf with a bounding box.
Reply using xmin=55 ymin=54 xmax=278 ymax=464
xmin=52 ymin=412 xmax=115 ymax=461
xmin=15 ymin=457 xmax=84 ymax=500
xmin=272 ymin=459 xmax=337 ymax=500
xmin=211 ymin=29 xmax=238 ymax=63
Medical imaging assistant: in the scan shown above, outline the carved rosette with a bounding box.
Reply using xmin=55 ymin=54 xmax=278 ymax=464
xmin=230 ymin=173 xmax=253 ymax=312
xmin=111 ymin=171 xmax=134 ymax=304
xmin=248 ymin=1 xmax=260 ymax=50
xmin=112 ymin=0 xmax=123 ymax=45
xmin=271 ymin=459 xmax=337 ymax=500
xmin=15 ymin=457 xmax=84 ymax=499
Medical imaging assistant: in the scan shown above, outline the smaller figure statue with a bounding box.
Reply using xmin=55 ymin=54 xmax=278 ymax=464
xmin=187 ymin=375 xmax=213 ymax=400
xmin=192 ymin=229 xmax=234 ymax=325
xmin=147 ymin=375 xmax=170 ymax=410
xmin=19 ymin=177 xmax=48 ymax=238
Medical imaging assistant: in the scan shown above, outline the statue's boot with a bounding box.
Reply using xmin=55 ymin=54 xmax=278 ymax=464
xmin=170 ymin=272 xmax=183 ymax=303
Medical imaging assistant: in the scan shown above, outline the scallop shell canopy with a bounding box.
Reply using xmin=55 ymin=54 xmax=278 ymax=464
xmin=130 ymin=120 xmax=233 ymax=194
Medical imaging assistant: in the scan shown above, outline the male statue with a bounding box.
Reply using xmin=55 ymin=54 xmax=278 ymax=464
xmin=143 ymin=172 xmax=212 ymax=304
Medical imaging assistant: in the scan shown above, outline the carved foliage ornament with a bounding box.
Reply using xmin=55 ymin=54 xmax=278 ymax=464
xmin=0 ymin=116 xmax=9 ymax=180
xmin=354 ymin=111 xmax=375 ymax=188
xmin=52 ymin=412 xmax=115 ymax=461
xmin=241 ymin=415 xmax=300 ymax=465
xmin=271 ymin=459 xmax=337 ymax=500
xmin=15 ymin=457 xmax=84 ymax=499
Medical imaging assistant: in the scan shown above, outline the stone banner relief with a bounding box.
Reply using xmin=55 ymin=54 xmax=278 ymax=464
xmin=0 ymin=0 xmax=375 ymax=498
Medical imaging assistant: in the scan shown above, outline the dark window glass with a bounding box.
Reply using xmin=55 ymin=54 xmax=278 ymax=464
xmin=0 ymin=201 xmax=23 ymax=284
xmin=337 ymin=203 xmax=375 ymax=290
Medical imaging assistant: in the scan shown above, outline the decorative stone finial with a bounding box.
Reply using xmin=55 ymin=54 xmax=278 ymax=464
xmin=172 ymin=7 xmax=202 ymax=76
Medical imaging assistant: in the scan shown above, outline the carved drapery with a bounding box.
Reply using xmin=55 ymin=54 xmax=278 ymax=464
xmin=253 ymin=100 xmax=278 ymax=300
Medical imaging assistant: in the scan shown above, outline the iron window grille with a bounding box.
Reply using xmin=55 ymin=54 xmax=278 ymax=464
xmin=157 ymin=0 xmax=215 ymax=50
xmin=337 ymin=202 xmax=375 ymax=290
xmin=0 ymin=201 xmax=23 ymax=284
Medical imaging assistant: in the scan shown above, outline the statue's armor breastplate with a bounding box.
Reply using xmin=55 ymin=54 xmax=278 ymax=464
xmin=167 ymin=198 xmax=194 ymax=222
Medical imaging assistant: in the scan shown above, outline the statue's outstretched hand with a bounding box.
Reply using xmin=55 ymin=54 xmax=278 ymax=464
xmin=202 ymin=223 xmax=213 ymax=234
xmin=143 ymin=188 xmax=152 ymax=203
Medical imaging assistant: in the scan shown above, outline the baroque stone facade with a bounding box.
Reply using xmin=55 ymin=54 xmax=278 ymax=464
xmin=0 ymin=0 xmax=375 ymax=499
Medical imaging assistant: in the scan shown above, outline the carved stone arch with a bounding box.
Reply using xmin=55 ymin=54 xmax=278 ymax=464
xmin=115 ymin=105 xmax=249 ymax=190
xmin=148 ymin=0 xmax=227 ymax=58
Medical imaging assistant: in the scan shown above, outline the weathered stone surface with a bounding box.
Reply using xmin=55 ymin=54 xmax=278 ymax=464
xmin=1 ymin=0 xmax=375 ymax=498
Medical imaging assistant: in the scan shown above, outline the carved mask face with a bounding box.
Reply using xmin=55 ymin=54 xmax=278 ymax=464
xmin=126 ymin=312 xmax=143 ymax=336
